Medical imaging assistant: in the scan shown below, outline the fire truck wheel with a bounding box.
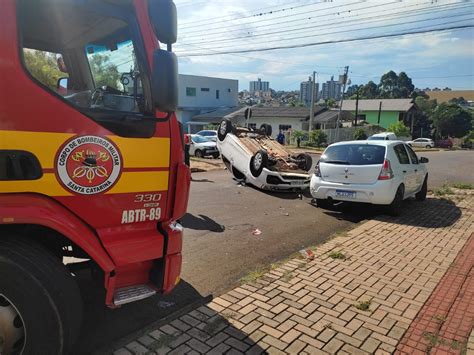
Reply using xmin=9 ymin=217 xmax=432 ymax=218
xmin=259 ymin=124 xmax=272 ymax=137
xmin=218 ymin=119 xmax=233 ymax=141
xmin=297 ymin=153 xmax=313 ymax=172
xmin=0 ymin=236 xmax=83 ymax=355
xmin=250 ymin=150 xmax=268 ymax=177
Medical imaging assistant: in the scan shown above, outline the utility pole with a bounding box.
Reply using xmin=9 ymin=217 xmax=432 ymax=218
xmin=308 ymin=71 xmax=316 ymax=134
xmin=377 ymin=101 xmax=382 ymax=125
xmin=354 ymin=90 xmax=359 ymax=127
xmin=335 ymin=65 xmax=349 ymax=141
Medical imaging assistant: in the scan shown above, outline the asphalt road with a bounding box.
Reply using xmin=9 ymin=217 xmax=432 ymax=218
xmin=419 ymin=150 xmax=474 ymax=188
xmin=76 ymin=150 xmax=472 ymax=353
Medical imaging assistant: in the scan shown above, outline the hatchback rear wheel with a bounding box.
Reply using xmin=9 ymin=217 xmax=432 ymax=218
xmin=416 ymin=176 xmax=428 ymax=201
xmin=387 ymin=185 xmax=404 ymax=216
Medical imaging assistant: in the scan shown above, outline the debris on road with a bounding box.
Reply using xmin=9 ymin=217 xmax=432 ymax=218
xmin=252 ymin=228 xmax=262 ymax=236
xmin=299 ymin=249 xmax=315 ymax=260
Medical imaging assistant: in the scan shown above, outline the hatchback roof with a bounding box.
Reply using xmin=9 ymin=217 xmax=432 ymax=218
xmin=329 ymin=140 xmax=404 ymax=147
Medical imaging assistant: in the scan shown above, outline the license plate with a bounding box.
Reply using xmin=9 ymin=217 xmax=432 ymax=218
xmin=335 ymin=189 xmax=356 ymax=198
xmin=290 ymin=180 xmax=303 ymax=185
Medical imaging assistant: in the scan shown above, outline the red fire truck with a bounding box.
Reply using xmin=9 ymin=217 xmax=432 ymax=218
xmin=0 ymin=0 xmax=190 ymax=353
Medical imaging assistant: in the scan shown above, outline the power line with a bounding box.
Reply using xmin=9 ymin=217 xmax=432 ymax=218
xmin=177 ymin=23 xmax=474 ymax=57
xmin=176 ymin=42 xmax=339 ymax=74
xmin=180 ymin=1 xmax=399 ymax=40
xmin=179 ymin=0 xmax=307 ymax=28
xmin=177 ymin=14 xmax=473 ymax=54
xmin=181 ymin=0 xmax=453 ymax=40
xmin=179 ymin=2 xmax=472 ymax=46
xmin=179 ymin=1 xmax=322 ymax=30
xmin=180 ymin=1 xmax=364 ymax=36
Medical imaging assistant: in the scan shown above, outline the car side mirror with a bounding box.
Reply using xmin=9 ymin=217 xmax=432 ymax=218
xmin=148 ymin=0 xmax=177 ymax=46
xmin=420 ymin=157 xmax=429 ymax=163
xmin=152 ymin=49 xmax=178 ymax=112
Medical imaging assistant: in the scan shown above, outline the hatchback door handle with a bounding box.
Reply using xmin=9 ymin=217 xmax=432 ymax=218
xmin=403 ymin=170 xmax=407 ymax=173
xmin=415 ymin=169 xmax=418 ymax=172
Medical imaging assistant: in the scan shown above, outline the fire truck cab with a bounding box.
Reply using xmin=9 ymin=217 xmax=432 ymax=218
xmin=0 ymin=0 xmax=190 ymax=353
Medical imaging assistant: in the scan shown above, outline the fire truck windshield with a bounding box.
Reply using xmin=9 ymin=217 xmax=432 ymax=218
xmin=19 ymin=0 xmax=153 ymax=122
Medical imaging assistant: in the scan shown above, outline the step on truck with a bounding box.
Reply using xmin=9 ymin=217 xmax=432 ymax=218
xmin=0 ymin=0 xmax=190 ymax=353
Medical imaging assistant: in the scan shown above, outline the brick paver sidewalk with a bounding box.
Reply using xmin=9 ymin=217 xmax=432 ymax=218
xmin=110 ymin=192 xmax=473 ymax=355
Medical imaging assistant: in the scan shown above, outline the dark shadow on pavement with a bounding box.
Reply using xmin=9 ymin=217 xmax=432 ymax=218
xmin=314 ymin=197 xmax=461 ymax=228
xmin=181 ymin=213 xmax=225 ymax=233
xmin=96 ymin=302 xmax=266 ymax=355
xmin=191 ymin=178 xmax=215 ymax=183
xmin=384 ymin=197 xmax=462 ymax=228
xmin=74 ymin=273 xmax=211 ymax=354
xmin=251 ymin=185 xmax=312 ymax=200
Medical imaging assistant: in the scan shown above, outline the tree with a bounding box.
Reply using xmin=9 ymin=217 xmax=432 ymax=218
xmin=291 ymin=130 xmax=305 ymax=147
xmin=387 ymin=121 xmax=411 ymax=137
xmin=23 ymin=49 xmax=65 ymax=90
xmin=397 ymin=72 xmax=414 ymax=98
xmin=89 ymin=54 xmax=120 ymax=89
xmin=432 ymin=103 xmax=472 ymax=138
xmin=378 ymin=70 xmax=399 ymax=98
xmin=346 ymin=84 xmax=362 ymax=98
xmin=378 ymin=71 xmax=414 ymax=98
xmin=359 ymin=81 xmax=378 ymax=99
xmin=415 ymin=97 xmax=437 ymax=117
xmin=449 ymin=97 xmax=467 ymax=106
xmin=326 ymin=98 xmax=336 ymax=108
xmin=353 ymin=128 xmax=367 ymax=140
xmin=412 ymin=97 xmax=437 ymax=138
xmin=309 ymin=130 xmax=327 ymax=147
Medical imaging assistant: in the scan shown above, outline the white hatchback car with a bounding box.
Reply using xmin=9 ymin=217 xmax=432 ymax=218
xmin=310 ymin=140 xmax=429 ymax=215
xmin=188 ymin=134 xmax=220 ymax=158
xmin=217 ymin=119 xmax=312 ymax=191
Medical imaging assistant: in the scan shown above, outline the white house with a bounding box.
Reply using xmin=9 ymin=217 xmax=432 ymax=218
xmin=192 ymin=106 xmax=331 ymax=138
xmin=176 ymin=74 xmax=238 ymax=132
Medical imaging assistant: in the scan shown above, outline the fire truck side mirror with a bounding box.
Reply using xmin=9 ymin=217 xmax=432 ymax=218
xmin=148 ymin=0 xmax=177 ymax=46
xmin=152 ymin=49 xmax=178 ymax=113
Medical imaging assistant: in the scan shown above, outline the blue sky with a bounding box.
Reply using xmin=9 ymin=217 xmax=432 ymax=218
xmin=173 ymin=0 xmax=474 ymax=91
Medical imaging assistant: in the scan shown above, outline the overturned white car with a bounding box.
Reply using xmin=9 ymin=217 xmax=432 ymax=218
xmin=216 ymin=119 xmax=312 ymax=191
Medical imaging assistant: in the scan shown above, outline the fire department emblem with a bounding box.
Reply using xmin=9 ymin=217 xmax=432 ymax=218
xmin=56 ymin=135 xmax=122 ymax=195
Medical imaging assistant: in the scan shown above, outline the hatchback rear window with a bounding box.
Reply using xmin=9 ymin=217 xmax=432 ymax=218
xmin=320 ymin=144 xmax=386 ymax=165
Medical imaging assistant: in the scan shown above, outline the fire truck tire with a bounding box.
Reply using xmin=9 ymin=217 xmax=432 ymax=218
xmin=260 ymin=124 xmax=272 ymax=137
xmin=250 ymin=150 xmax=268 ymax=177
xmin=0 ymin=236 xmax=82 ymax=355
xmin=218 ymin=119 xmax=233 ymax=141
xmin=297 ymin=153 xmax=313 ymax=171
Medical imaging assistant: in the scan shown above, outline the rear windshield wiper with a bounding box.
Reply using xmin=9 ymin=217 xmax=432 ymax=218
xmin=321 ymin=160 xmax=351 ymax=165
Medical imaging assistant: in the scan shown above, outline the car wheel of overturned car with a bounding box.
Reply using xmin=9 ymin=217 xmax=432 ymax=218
xmin=387 ymin=185 xmax=404 ymax=216
xmin=218 ymin=119 xmax=233 ymax=141
xmin=250 ymin=150 xmax=268 ymax=177
xmin=195 ymin=150 xmax=203 ymax=158
xmin=416 ymin=175 xmax=428 ymax=201
xmin=259 ymin=124 xmax=272 ymax=137
xmin=297 ymin=153 xmax=313 ymax=171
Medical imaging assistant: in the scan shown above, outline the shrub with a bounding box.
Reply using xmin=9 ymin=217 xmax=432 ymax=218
xmin=309 ymin=130 xmax=327 ymax=147
xmin=353 ymin=128 xmax=367 ymax=140
xmin=387 ymin=121 xmax=411 ymax=137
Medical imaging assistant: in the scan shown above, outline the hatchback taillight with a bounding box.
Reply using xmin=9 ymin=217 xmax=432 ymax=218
xmin=314 ymin=162 xmax=321 ymax=177
xmin=378 ymin=159 xmax=393 ymax=180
